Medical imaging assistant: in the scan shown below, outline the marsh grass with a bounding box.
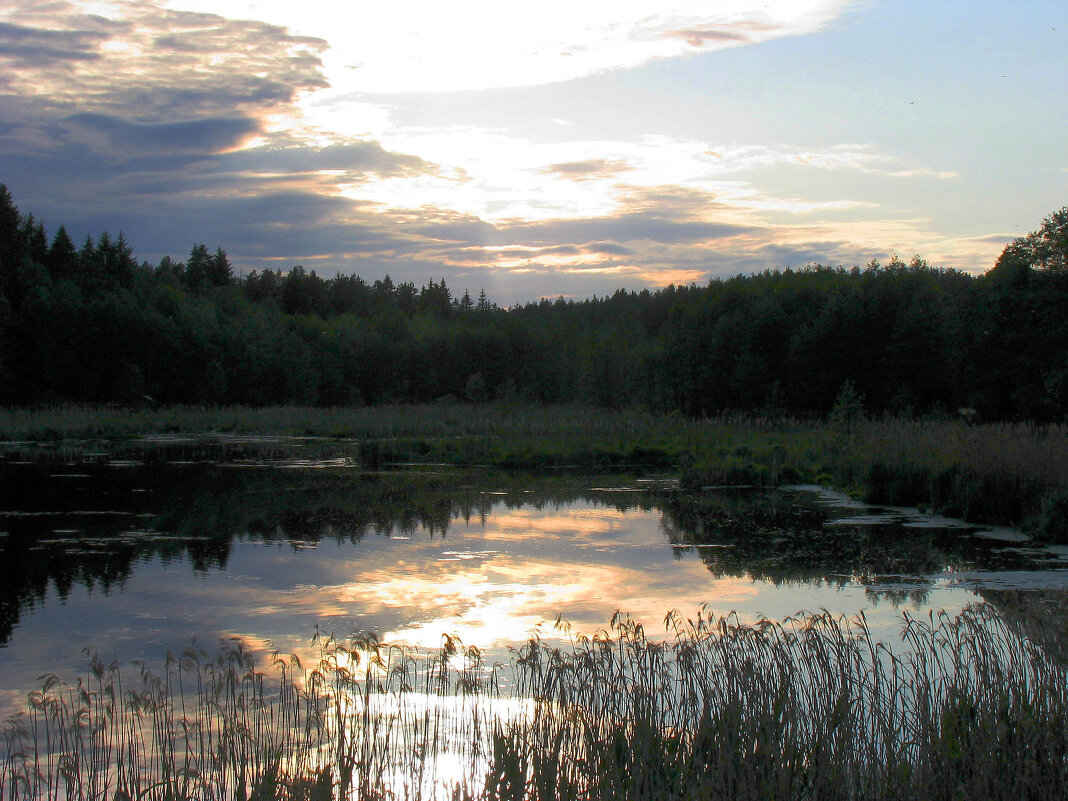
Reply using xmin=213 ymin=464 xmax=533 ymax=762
xmin=1 ymin=403 xmax=1066 ymax=537
xmin=0 ymin=630 xmax=501 ymax=801
xmin=2 ymin=605 xmax=1066 ymax=800
xmin=825 ymin=417 xmax=1068 ymax=541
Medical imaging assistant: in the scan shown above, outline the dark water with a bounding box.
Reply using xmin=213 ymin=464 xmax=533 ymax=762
xmin=2 ymin=441 xmax=1067 ymax=711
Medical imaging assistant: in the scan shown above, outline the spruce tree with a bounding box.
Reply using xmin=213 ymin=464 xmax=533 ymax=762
xmin=47 ymin=226 xmax=77 ymax=282
xmin=0 ymin=184 xmax=23 ymax=303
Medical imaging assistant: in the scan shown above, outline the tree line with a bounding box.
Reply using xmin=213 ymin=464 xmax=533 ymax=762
xmin=1 ymin=184 xmax=1065 ymax=420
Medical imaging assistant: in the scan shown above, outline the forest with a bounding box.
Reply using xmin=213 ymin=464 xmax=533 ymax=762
xmin=1 ymin=184 xmax=1066 ymax=421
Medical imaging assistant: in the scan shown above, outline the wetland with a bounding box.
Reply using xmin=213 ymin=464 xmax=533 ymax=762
xmin=2 ymin=434 xmax=1068 ymax=799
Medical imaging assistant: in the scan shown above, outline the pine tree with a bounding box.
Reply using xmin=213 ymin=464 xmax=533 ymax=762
xmin=20 ymin=213 xmax=48 ymax=265
xmin=184 ymin=243 xmax=211 ymax=289
xmin=75 ymin=234 xmax=96 ymax=288
xmin=112 ymin=231 xmax=137 ymax=286
xmin=47 ymin=226 xmax=77 ymax=281
xmin=208 ymin=247 xmax=232 ymax=287
xmin=0 ymin=184 xmax=23 ymax=303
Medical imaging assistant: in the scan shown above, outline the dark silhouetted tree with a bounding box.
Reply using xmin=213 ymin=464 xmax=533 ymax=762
xmin=458 ymin=289 xmax=474 ymax=314
xmin=281 ymin=265 xmax=329 ymax=316
xmin=995 ymin=207 xmax=1068 ymax=275
xmin=47 ymin=226 xmax=77 ymax=282
xmin=0 ymin=183 xmax=1065 ymax=418
xmin=20 ymin=214 xmax=47 ymax=266
xmin=396 ymin=281 xmax=418 ymax=316
xmin=184 ymin=243 xmax=212 ymax=289
xmin=419 ymin=278 xmax=453 ymax=318
xmin=0 ymin=185 xmax=23 ymax=306
xmin=207 ymin=247 xmax=232 ymax=287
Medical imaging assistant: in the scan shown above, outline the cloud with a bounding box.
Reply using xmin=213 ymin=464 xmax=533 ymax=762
xmin=540 ymin=159 xmax=634 ymax=180
xmin=0 ymin=0 xmax=1003 ymax=302
xmin=704 ymin=143 xmax=883 ymax=173
xmin=667 ymin=27 xmax=753 ymax=46
xmin=160 ymin=0 xmax=854 ymax=93
xmin=65 ymin=112 xmax=261 ymax=154
xmin=0 ymin=20 xmax=106 ymax=65
xmin=879 ymin=168 xmax=959 ymax=180
xmin=584 ymin=242 xmax=633 ymax=256
xmin=0 ymin=1 xmax=418 ymax=207
xmin=405 ymin=185 xmax=752 ymax=251
xmin=501 ymin=214 xmax=751 ymax=248
xmin=220 ymin=141 xmax=437 ymax=180
xmin=0 ymin=1 xmax=327 ymax=120
xmin=964 ymin=233 xmax=1015 ymax=244
xmin=137 ymin=190 xmax=414 ymax=260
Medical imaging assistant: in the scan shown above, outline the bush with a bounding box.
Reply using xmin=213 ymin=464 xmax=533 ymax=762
xmin=1031 ymin=491 xmax=1068 ymax=543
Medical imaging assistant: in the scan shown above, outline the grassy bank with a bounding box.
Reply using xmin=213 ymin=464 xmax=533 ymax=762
xmin=1 ymin=404 xmax=1065 ymax=540
xmin=2 ymin=605 xmax=1065 ymax=801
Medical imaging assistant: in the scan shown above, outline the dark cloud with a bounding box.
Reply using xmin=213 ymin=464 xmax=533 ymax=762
xmin=65 ymin=112 xmax=261 ymax=154
xmin=0 ymin=1 xmax=327 ymax=120
xmin=31 ymin=187 xmax=422 ymax=267
xmin=541 ymin=244 xmax=584 ymax=256
xmin=0 ymin=0 xmax=376 ymax=232
xmin=152 ymin=19 xmax=323 ymax=56
xmin=541 ymin=159 xmax=634 ymax=180
xmin=221 ymin=141 xmax=436 ymax=179
xmin=582 ymin=241 xmax=634 ymax=256
xmin=726 ymin=241 xmax=868 ymax=273
xmin=137 ymin=191 xmax=410 ymax=260
xmin=100 ymin=79 xmax=309 ymax=121
xmin=410 ymin=188 xmax=750 ymax=249
xmin=0 ymin=20 xmax=105 ymax=64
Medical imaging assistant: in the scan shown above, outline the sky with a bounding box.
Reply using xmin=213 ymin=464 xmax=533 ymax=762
xmin=0 ymin=0 xmax=1064 ymax=302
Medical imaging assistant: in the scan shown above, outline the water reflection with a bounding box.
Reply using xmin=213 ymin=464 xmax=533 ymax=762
xmin=1 ymin=455 xmax=1066 ymax=714
xmin=663 ymin=486 xmax=1043 ymax=609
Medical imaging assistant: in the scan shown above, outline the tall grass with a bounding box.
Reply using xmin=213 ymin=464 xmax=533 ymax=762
xmin=1 ymin=403 xmax=1065 ymax=537
xmin=0 ymin=403 xmax=716 ymax=449
xmin=3 ymin=605 xmax=1065 ymax=800
xmin=823 ymin=417 xmax=1068 ymax=540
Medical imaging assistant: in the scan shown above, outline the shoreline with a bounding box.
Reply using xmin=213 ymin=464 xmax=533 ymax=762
xmin=1 ymin=403 xmax=1066 ymax=541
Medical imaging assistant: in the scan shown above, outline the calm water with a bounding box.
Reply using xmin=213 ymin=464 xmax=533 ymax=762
xmin=2 ymin=441 xmax=1067 ymax=713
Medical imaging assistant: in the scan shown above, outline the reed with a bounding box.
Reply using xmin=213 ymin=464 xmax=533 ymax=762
xmin=1 ymin=404 xmax=1065 ymax=537
xmin=821 ymin=417 xmax=1068 ymax=540
xmin=2 ymin=604 xmax=1065 ymax=800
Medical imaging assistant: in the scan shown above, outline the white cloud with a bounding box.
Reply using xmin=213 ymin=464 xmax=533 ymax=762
xmin=160 ymin=0 xmax=854 ymax=93
xmin=338 ymin=125 xmax=943 ymax=231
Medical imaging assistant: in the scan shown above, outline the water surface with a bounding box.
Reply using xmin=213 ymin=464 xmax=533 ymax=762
xmin=2 ymin=443 xmax=1066 ymax=713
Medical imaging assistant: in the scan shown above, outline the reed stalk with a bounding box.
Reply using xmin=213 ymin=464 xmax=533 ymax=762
xmin=2 ymin=604 xmax=1065 ymax=800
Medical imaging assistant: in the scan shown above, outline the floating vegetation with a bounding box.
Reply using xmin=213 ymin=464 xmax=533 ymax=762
xmin=2 ymin=604 xmax=1066 ymax=800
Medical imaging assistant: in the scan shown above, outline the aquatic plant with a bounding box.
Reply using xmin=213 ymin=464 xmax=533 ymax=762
xmin=2 ymin=604 xmax=1065 ymax=800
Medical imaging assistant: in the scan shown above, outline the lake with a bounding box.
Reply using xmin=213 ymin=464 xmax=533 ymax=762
xmin=3 ymin=435 xmax=1067 ymax=718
